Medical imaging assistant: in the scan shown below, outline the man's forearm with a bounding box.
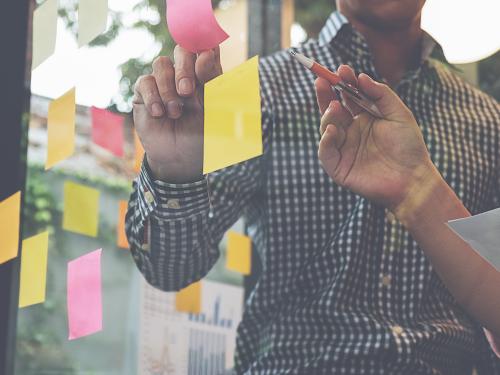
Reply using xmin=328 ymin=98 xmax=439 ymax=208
xmin=395 ymin=169 xmax=500 ymax=336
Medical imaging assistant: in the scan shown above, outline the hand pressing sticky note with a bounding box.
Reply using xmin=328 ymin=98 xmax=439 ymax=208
xmin=166 ymin=0 xmax=229 ymax=53
xmin=46 ymin=88 xmax=76 ymax=170
xmin=19 ymin=232 xmax=49 ymax=308
xmin=175 ymin=281 xmax=202 ymax=314
xmin=32 ymin=0 xmax=58 ymax=70
xmin=63 ymin=181 xmax=100 ymax=237
xmin=203 ymin=56 xmax=262 ymax=174
xmin=117 ymin=200 xmax=129 ymax=249
xmin=67 ymin=249 xmax=102 ymax=340
xmin=226 ymin=231 xmax=252 ymax=275
xmin=0 ymin=192 xmax=21 ymax=265
xmin=78 ymin=0 xmax=108 ymax=47
xmin=91 ymin=107 xmax=124 ymax=157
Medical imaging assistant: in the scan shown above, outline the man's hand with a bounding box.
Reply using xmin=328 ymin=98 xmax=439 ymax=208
xmin=133 ymin=45 xmax=223 ymax=183
xmin=315 ymin=65 xmax=438 ymax=212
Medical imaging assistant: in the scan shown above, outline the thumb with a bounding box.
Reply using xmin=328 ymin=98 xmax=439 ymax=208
xmin=358 ymin=73 xmax=413 ymax=122
xmin=196 ymin=47 xmax=223 ymax=84
xmin=315 ymin=77 xmax=338 ymax=115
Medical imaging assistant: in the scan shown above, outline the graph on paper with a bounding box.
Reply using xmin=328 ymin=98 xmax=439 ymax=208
xmin=138 ymin=278 xmax=244 ymax=375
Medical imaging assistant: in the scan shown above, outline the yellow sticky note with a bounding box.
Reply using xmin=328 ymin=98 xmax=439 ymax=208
xmin=32 ymin=0 xmax=58 ymax=70
xmin=117 ymin=200 xmax=129 ymax=249
xmin=0 ymin=192 xmax=21 ymax=265
xmin=63 ymin=181 xmax=100 ymax=237
xmin=78 ymin=0 xmax=108 ymax=47
xmin=203 ymin=56 xmax=262 ymax=174
xmin=134 ymin=130 xmax=144 ymax=173
xmin=175 ymin=281 xmax=202 ymax=314
xmin=19 ymin=232 xmax=49 ymax=308
xmin=226 ymin=231 xmax=252 ymax=275
xmin=46 ymin=88 xmax=76 ymax=170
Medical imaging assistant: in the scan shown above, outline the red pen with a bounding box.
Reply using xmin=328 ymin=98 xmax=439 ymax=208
xmin=289 ymin=50 xmax=382 ymax=118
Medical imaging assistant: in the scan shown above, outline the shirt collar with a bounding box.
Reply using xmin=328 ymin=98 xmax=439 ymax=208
xmin=318 ymin=11 xmax=444 ymax=63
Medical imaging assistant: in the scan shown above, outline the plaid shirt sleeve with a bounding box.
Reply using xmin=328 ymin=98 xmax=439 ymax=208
xmin=125 ymin=77 xmax=272 ymax=292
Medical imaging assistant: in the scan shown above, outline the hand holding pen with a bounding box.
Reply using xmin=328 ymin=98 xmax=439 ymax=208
xmin=310 ymin=61 xmax=439 ymax=214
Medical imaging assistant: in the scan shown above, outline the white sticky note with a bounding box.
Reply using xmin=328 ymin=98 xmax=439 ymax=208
xmin=32 ymin=0 xmax=58 ymax=70
xmin=78 ymin=0 xmax=108 ymax=47
xmin=448 ymin=208 xmax=500 ymax=272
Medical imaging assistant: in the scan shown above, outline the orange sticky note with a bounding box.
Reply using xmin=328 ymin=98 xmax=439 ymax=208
xmin=19 ymin=231 xmax=49 ymax=308
xmin=63 ymin=181 xmax=100 ymax=237
xmin=0 ymin=192 xmax=21 ymax=264
xmin=134 ymin=130 xmax=144 ymax=173
xmin=117 ymin=200 xmax=129 ymax=249
xmin=46 ymin=88 xmax=76 ymax=169
xmin=175 ymin=281 xmax=202 ymax=314
xmin=226 ymin=231 xmax=251 ymax=275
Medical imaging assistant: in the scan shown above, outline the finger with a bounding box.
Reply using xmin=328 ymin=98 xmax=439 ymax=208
xmin=152 ymin=56 xmax=184 ymax=119
xmin=358 ymin=73 xmax=413 ymax=122
xmin=196 ymin=47 xmax=223 ymax=84
xmin=315 ymin=77 xmax=339 ymax=115
xmin=318 ymin=124 xmax=343 ymax=175
xmin=174 ymin=45 xmax=196 ymax=97
xmin=320 ymin=100 xmax=353 ymax=135
xmin=337 ymin=64 xmax=363 ymax=116
xmin=133 ymin=75 xmax=164 ymax=118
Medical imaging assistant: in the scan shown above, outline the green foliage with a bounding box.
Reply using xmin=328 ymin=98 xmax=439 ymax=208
xmin=57 ymin=0 xmax=499 ymax=107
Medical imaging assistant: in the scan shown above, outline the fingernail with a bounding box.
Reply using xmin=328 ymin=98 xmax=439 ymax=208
xmin=179 ymin=78 xmax=193 ymax=96
xmin=167 ymin=101 xmax=183 ymax=118
xmin=152 ymin=103 xmax=164 ymax=117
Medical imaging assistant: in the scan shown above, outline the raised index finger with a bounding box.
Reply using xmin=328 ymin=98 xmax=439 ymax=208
xmin=174 ymin=45 xmax=196 ymax=97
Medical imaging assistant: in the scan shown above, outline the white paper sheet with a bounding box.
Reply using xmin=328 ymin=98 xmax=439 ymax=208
xmin=447 ymin=208 xmax=500 ymax=272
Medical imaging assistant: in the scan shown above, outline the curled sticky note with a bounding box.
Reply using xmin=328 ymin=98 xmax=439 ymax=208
xmin=46 ymin=88 xmax=76 ymax=170
xmin=32 ymin=0 xmax=58 ymax=70
xmin=63 ymin=181 xmax=100 ymax=237
xmin=0 ymin=192 xmax=21 ymax=265
xmin=175 ymin=281 xmax=202 ymax=314
xmin=67 ymin=249 xmax=102 ymax=340
xmin=91 ymin=107 xmax=124 ymax=157
xmin=19 ymin=232 xmax=49 ymax=308
xmin=166 ymin=0 xmax=229 ymax=53
xmin=226 ymin=231 xmax=251 ymax=275
xmin=117 ymin=200 xmax=129 ymax=249
xmin=203 ymin=56 xmax=262 ymax=174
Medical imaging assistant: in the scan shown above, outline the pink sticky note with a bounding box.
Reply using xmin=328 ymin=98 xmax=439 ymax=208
xmin=91 ymin=107 xmax=124 ymax=157
xmin=166 ymin=0 xmax=229 ymax=53
xmin=67 ymin=249 xmax=103 ymax=340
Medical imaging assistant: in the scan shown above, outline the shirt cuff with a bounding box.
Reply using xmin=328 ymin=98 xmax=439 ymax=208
xmin=137 ymin=158 xmax=210 ymax=222
xmin=484 ymin=329 xmax=500 ymax=358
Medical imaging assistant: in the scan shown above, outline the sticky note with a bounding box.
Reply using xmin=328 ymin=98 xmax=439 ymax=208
xmin=78 ymin=0 xmax=108 ymax=47
xmin=175 ymin=281 xmax=201 ymax=314
xmin=19 ymin=232 xmax=49 ymax=308
xmin=226 ymin=231 xmax=251 ymax=275
xmin=0 ymin=192 xmax=21 ymax=265
xmin=166 ymin=0 xmax=229 ymax=53
xmin=134 ymin=130 xmax=144 ymax=173
xmin=91 ymin=107 xmax=124 ymax=157
xmin=63 ymin=181 xmax=100 ymax=237
xmin=203 ymin=56 xmax=262 ymax=174
xmin=32 ymin=0 xmax=58 ymax=70
xmin=67 ymin=249 xmax=103 ymax=340
xmin=117 ymin=200 xmax=129 ymax=249
xmin=46 ymin=88 xmax=76 ymax=170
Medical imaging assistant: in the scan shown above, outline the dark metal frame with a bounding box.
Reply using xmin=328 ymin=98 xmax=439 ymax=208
xmin=0 ymin=0 xmax=32 ymax=373
xmin=244 ymin=0 xmax=283 ymax=299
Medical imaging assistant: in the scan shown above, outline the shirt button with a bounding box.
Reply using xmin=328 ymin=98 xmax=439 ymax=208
xmin=144 ymin=191 xmax=154 ymax=204
xmin=166 ymin=198 xmax=181 ymax=209
xmin=381 ymin=275 xmax=392 ymax=287
xmin=391 ymin=325 xmax=404 ymax=335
